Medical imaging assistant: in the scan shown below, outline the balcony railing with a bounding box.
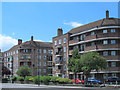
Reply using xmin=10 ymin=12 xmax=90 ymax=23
xmin=55 ymin=60 xmax=63 ymax=65
xmin=56 ymin=70 xmax=62 ymax=74
xmin=55 ymin=52 xmax=63 ymax=56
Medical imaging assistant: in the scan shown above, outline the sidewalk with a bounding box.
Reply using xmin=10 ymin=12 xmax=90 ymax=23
xmin=2 ymin=83 xmax=120 ymax=88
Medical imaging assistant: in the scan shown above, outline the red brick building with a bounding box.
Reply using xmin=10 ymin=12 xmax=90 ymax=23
xmin=52 ymin=10 xmax=120 ymax=81
xmin=3 ymin=36 xmax=53 ymax=78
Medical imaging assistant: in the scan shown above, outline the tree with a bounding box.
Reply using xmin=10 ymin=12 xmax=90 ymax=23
xmin=2 ymin=65 xmax=11 ymax=76
xmin=16 ymin=65 xmax=31 ymax=78
xmin=68 ymin=49 xmax=82 ymax=83
xmin=80 ymin=52 xmax=107 ymax=82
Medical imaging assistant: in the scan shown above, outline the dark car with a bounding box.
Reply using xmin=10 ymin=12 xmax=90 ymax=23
xmin=87 ymin=78 xmax=102 ymax=84
xmin=106 ymin=76 xmax=120 ymax=83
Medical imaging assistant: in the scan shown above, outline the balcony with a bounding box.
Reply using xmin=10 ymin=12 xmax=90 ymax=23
xmin=69 ymin=39 xmax=79 ymax=45
xmin=84 ymin=35 xmax=97 ymax=41
xmin=55 ymin=60 xmax=63 ymax=66
xmin=105 ymin=67 xmax=120 ymax=72
xmin=84 ymin=44 xmax=119 ymax=52
xmin=55 ymin=52 xmax=63 ymax=57
xmin=56 ymin=70 xmax=62 ymax=74
xmin=97 ymin=33 xmax=119 ymax=38
xmin=84 ymin=46 xmax=97 ymax=51
xmin=102 ymin=56 xmax=119 ymax=60
xmin=69 ymin=50 xmax=73 ymax=55
xmin=97 ymin=44 xmax=120 ymax=50
xmin=56 ymin=45 xmax=63 ymax=48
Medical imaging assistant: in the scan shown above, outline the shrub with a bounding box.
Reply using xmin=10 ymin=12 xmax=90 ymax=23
xmin=2 ymin=78 xmax=9 ymax=83
xmin=17 ymin=77 xmax=24 ymax=81
xmin=25 ymin=76 xmax=33 ymax=81
xmin=50 ymin=76 xmax=60 ymax=83
xmin=42 ymin=76 xmax=52 ymax=84
xmin=33 ymin=76 xmax=41 ymax=84
xmin=10 ymin=76 xmax=17 ymax=81
xmin=56 ymin=78 xmax=73 ymax=84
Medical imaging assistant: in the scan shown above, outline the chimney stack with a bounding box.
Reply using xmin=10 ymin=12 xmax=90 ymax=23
xmin=106 ymin=10 xmax=109 ymax=19
xmin=18 ymin=39 xmax=22 ymax=45
xmin=31 ymin=36 xmax=33 ymax=41
xmin=57 ymin=28 xmax=63 ymax=36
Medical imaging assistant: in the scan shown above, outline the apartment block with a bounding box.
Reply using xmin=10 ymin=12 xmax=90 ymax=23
xmin=0 ymin=49 xmax=3 ymax=81
xmin=52 ymin=10 xmax=120 ymax=81
xmin=3 ymin=36 xmax=53 ymax=77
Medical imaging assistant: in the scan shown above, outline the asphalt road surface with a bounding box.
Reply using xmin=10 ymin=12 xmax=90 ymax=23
xmin=1 ymin=83 xmax=120 ymax=90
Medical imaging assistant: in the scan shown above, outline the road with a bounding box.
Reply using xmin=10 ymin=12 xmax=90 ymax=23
xmin=1 ymin=83 xmax=120 ymax=90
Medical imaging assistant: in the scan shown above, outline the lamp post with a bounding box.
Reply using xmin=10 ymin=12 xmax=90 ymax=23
xmin=37 ymin=49 xmax=40 ymax=86
xmin=11 ymin=56 xmax=14 ymax=83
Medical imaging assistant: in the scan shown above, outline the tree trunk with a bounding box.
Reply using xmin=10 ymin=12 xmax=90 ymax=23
xmin=74 ymin=73 xmax=77 ymax=84
xmin=85 ymin=72 xmax=90 ymax=85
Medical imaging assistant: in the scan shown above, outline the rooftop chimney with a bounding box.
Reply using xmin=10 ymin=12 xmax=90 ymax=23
xmin=57 ymin=28 xmax=63 ymax=36
xmin=106 ymin=10 xmax=109 ymax=19
xmin=18 ymin=39 xmax=22 ymax=45
xmin=31 ymin=36 xmax=33 ymax=41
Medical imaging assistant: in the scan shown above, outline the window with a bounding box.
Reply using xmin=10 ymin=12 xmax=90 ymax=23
xmin=11 ymin=52 xmax=12 ymax=55
xmin=43 ymin=49 xmax=46 ymax=53
xmin=43 ymin=69 xmax=46 ymax=73
xmin=38 ymin=69 xmax=41 ymax=75
xmin=44 ymin=62 xmax=47 ymax=66
xmin=54 ymin=49 xmax=57 ymax=54
xmin=48 ymin=50 xmax=51 ymax=54
xmin=111 ymin=51 xmax=116 ymax=56
xmin=91 ymin=32 xmax=95 ymax=35
xmin=103 ymin=40 xmax=108 ymax=44
xmin=13 ymin=51 xmax=15 ymax=54
xmin=55 ymin=40 xmax=57 ymax=45
xmin=103 ymin=30 xmax=107 ymax=33
xmin=64 ymin=65 xmax=66 ymax=70
xmin=37 ymin=49 xmax=41 ymax=53
xmin=44 ymin=56 xmax=47 ymax=60
xmin=37 ymin=55 xmax=41 ymax=59
xmin=16 ymin=56 xmax=18 ymax=60
xmin=111 ymin=40 xmax=116 ymax=44
xmin=59 ymin=39 xmax=61 ymax=44
xmin=103 ymin=51 xmax=108 ymax=56
xmin=111 ymin=62 xmax=116 ymax=67
xmin=91 ymin=42 xmax=95 ymax=46
xmin=24 ymin=62 xmax=27 ymax=65
xmin=16 ymin=50 xmax=18 ymax=54
xmin=64 ymin=47 xmax=66 ymax=52
xmin=111 ymin=29 xmax=115 ymax=33
xmin=64 ymin=56 xmax=66 ymax=61
xmin=38 ymin=62 xmax=41 ymax=66
xmin=73 ymin=36 xmax=78 ymax=40
xmin=64 ymin=38 xmax=66 ymax=43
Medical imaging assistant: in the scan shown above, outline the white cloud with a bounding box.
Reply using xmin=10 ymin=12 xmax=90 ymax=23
xmin=34 ymin=40 xmax=43 ymax=42
xmin=0 ymin=34 xmax=17 ymax=52
xmin=64 ymin=22 xmax=83 ymax=28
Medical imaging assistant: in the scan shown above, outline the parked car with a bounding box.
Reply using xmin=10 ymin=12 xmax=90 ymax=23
xmin=87 ymin=78 xmax=102 ymax=84
xmin=72 ymin=78 xmax=84 ymax=84
xmin=106 ymin=76 xmax=120 ymax=83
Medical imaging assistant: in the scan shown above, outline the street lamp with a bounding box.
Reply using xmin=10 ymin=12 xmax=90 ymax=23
xmin=37 ymin=49 xmax=40 ymax=86
xmin=11 ymin=56 xmax=14 ymax=83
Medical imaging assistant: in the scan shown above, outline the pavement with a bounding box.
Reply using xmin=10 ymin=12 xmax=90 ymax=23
xmin=1 ymin=83 xmax=120 ymax=90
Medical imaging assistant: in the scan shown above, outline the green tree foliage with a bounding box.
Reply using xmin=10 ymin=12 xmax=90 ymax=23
xmin=68 ymin=49 xmax=82 ymax=83
xmin=16 ymin=65 xmax=31 ymax=78
xmin=80 ymin=52 xmax=107 ymax=82
xmin=2 ymin=65 xmax=11 ymax=76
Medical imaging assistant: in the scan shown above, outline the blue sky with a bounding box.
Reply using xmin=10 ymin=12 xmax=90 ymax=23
xmin=1 ymin=2 xmax=118 ymax=51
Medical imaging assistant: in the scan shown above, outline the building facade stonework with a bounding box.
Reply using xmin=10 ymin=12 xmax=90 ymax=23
xmin=3 ymin=36 xmax=53 ymax=77
xmin=52 ymin=10 xmax=120 ymax=81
